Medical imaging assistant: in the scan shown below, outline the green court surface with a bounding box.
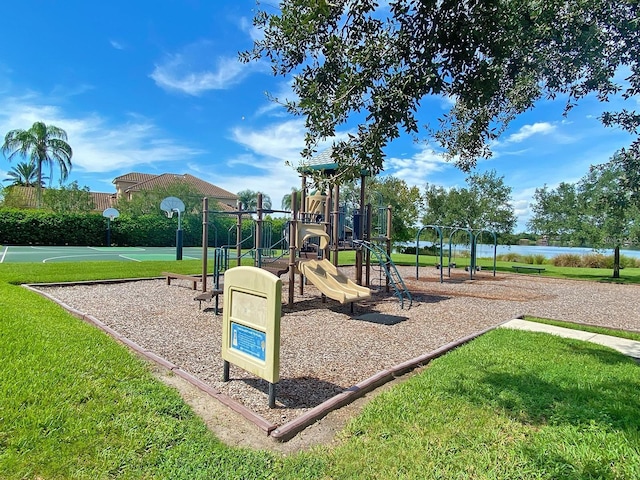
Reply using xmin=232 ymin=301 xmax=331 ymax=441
xmin=0 ymin=245 xmax=213 ymax=263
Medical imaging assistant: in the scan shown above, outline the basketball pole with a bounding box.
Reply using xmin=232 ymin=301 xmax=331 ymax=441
xmin=175 ymin=208 xmax=183 ymax=261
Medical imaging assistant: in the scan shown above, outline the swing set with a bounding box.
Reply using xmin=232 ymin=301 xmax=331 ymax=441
xmin=415 ymin=225 xmax=497 ymax=283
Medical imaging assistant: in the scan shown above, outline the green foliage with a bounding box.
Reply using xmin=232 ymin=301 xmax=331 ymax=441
xmin=552 ymin=253 xmax=588 ymax=268
xmin=237 ymin=189 xmax=272 ymax=210
xmin=0 ymin=186 xmax=33 ymax=209
xmin=281 ymin=188 xmax=302 ymax=211
xmin=2 ymin=160 xmax=45 ymax=187
xmin=515 ymin=254 xmax=547 ymax=265
xmin=529 ymin=151 xmax=640 ymax=277
xmin=42 ymin=181 xmax=95 ymax=213
xmin=497 ymin=252 xmax=521 ymax=262
xmin=0 ymin=208 xmax=239 ymax=247
xmin=0 ymin=209 xmax=104 ymax=245
xmin=369 ymin=176 xmax=422 ymax=243
xmin=552 ymin=252 xmax=640 ymax=269
xmin=528 ymin=182 xmax=580 ymax=241
xmin=339 ymin=175 xmax=422 ymax=243
xmin=423 ymin=170 xmax=516 ymax=234
xmin=244 ymin=0 xmax=638 ymax=181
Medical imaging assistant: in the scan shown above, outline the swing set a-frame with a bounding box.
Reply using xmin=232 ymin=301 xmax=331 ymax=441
xmin=415 ymin=225 xmax=497 ymax=283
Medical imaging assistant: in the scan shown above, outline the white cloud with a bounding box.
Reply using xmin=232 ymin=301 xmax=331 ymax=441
xmin=238 ymin=16 xmax=264 ymax=42
xmin=230 ymin=119 xmax=307 ymax=161
xmin=504 ymin=122 xmax=556 ymax=143
xmin=255 ymin=80 xmax=299 ymax=118
xmin=0 ymin=97 xmax=203 ymax=178
xmin=109 ymin=40 xmax=125 ymax=50
xmin=217 ymin=119 xmax=356 ymax=211
xmin=150 ymin=40 xmax=265 ymax=96
xmin=385 ymin=146 xmax=451 ymax=187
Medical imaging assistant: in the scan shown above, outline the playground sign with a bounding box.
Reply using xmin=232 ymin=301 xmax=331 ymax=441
xmin=222 ymin=266 xmax=282 ymax=407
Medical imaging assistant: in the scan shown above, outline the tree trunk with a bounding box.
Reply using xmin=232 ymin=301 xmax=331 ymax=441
xmin=613 ymin=245 xmax=620 ymax=278
xmin=36 ymin=161 xmax=43 ymax=209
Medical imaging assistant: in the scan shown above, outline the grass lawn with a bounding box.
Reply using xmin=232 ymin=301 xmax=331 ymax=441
xmin=1 ymin=261 xmax=639 ymax=478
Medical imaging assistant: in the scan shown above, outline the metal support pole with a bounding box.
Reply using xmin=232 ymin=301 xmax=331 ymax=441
xmin=236 ymin=200 xmax=242 ymax=267
xmin=202 ymin=197 xmax=208 ymax=292
xmin=256 ymin=194 xmax=263 ymax=267
xmin=268 ymin=383 xmax=276 ymax=409
xmin=300 ymin=175 xmax=307 ymax=221
xmin=366 ymin=204 xmax=373 ymax=286
xmin=223 ymin=360 xmax=230 ymax=382
xmin=323 ymin=186 xmax=331 ymax=261
xmin=175 ymin=209 xmax=182 ymax=260
xmin=332 ymin=183 xmax=340 ymax=267
xmin=386 ymin=206 xmax=392 ymax=292
xmin=289 ymin=191 xmax=297 ymax=309
xmin=356 ymin=174 xmax=366 ymax=285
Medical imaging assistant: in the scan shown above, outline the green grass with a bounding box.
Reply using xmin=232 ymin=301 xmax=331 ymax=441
xmin=0 ymin=280 xmax=276 ymax=479
xmin=525 ymin=316 xmax=640 ymax=342
xmin=314 ymin=329 xmax=640 ymax=479
xmin=2 ymin=261 xmax=640 ymax=478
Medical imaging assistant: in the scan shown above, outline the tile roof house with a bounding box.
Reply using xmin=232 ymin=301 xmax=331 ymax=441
xmin=112 ymin=173 xmax=238 ymax=211
xmin=3 ymin=173 xmax=238 ymax=212
xmin=2 ymin=186 xmax=118 ymax=211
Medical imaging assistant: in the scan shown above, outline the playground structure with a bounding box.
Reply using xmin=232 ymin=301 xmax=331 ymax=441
xmin=294 ymin=157 xmax=412 ymax=308
xmin=415 ymin=225 xmax=497 ymax=283
xmin=194 ymin=156 xmax=413 ymax=309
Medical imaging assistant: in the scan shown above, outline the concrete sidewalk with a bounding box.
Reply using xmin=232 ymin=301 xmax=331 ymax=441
xmin=501 ymin=318 xmax=640 ymax=360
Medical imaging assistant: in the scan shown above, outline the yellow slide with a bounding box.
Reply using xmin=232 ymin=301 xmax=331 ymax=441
xmin=298 ymin=259 xmax=371 ymax=304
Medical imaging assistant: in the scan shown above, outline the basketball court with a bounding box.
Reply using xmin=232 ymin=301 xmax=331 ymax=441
xmin=0 ymin=245 xmax=214 ymax=263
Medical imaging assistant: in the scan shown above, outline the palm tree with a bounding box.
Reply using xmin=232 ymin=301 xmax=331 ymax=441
xmin=237 ymin=189 xmax=272 ymax=210
xmin=281 ymin=188 xmax=302 ymax=211
xmin=1 ymin=122 xmax=72 ymax=207
xmin=3 ymin=161 xmax=47 ymax=187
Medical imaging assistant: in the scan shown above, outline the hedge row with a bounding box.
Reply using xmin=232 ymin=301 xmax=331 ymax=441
xmin=0 ymin=209 xmax=289 ymax=247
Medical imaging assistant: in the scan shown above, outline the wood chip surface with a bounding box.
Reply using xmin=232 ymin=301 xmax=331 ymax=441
xmin=35 ymin=266 xmax=640 ymax=425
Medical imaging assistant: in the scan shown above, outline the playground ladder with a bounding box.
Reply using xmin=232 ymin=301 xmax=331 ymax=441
xmin=354 ymin=240 xmax=412 ymax=309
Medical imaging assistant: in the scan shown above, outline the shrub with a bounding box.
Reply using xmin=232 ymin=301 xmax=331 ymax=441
xmin=519 ymin=254 xmax=532 ymax=264
xmin=497 ymin=252 xmax=521 ymax=262
xmin=581 ymin=253 xmax=609 ymax=269
xmin=400 ymin=245 xmax=438 ymax=256
xmin=551 ymin=253 xmax=582 ymax=267
xmin=532 ymin=254 xmax=546 ymax=265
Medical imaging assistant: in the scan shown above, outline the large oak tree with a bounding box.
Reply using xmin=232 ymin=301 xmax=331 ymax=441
xmin=244 ymin=0 xmax=638 ymax=181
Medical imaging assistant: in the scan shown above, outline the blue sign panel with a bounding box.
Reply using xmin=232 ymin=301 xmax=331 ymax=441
xmin=230 ymin=322 xmax=266 ymax=362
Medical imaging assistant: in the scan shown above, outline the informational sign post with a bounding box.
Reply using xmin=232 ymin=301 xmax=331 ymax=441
xmin=221 ymin=266 xmax=282 ymax=408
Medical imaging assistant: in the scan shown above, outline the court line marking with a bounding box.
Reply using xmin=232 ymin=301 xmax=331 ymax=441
xmin=0 ymin=246 xmax=7 ymax=263
xmin=119 ymin=255 xmax=142 ymax=262
xmin=89 ymin=247 xmax=146 ymax=252
xmin=43 ymin=254 xmax=118 ymax=263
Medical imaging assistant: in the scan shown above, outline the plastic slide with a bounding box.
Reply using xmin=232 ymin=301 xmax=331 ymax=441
xmin=297 ymin=222 xmax=330 ymax=250
xmin=298 ymin=259 xmax=371 ymax=304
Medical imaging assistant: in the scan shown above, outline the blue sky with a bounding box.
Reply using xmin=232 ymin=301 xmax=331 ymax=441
xmin=0 ymin=1 xmax=636 ymax=231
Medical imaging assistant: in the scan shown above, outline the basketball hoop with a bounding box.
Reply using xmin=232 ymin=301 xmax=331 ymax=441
xmin=160 ymin=197 xmax=186 ymax=260
xmin=102 ymin=207 xmax=120 ymax=220
xmin=102 ymin=208 xmax=120 ymax=248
